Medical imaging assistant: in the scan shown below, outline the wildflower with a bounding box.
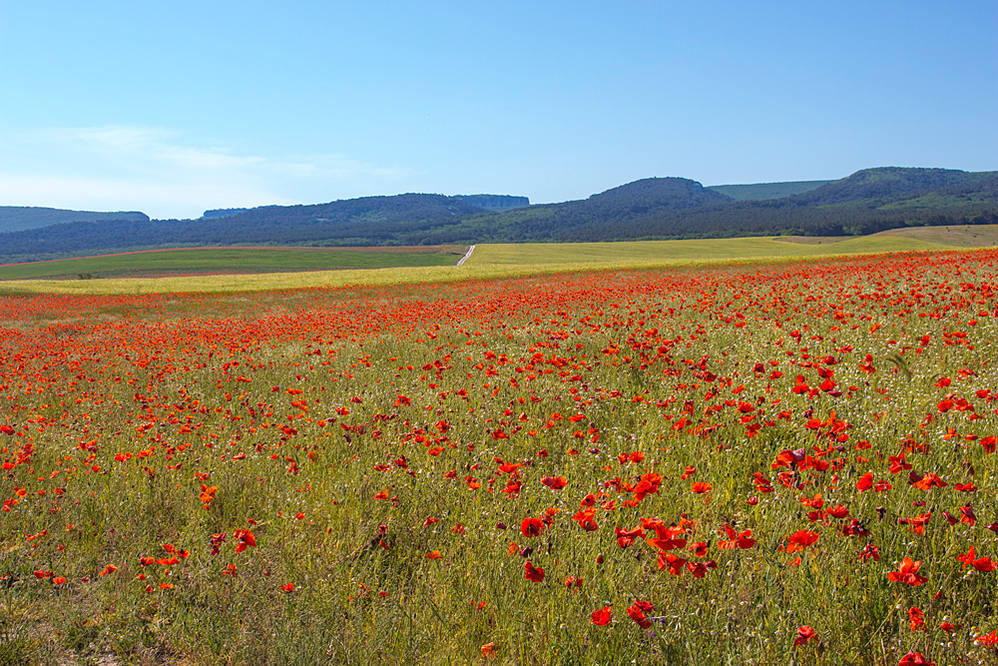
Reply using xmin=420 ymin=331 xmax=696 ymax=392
xmin=794 ymin=625 xmax=817 ymax=646
xmin=523 ymin=561 xmax=545 ymax=582
xmin=590 ymin=606 xmax=612 ymax=626
xmin=887 ymin=558 xmax=927 ymax=586
xmin=520 ymin=517 xmax=545 ymax=538
xmin=233 ymin=529 xmax=256 ymax=553
xmin=626 ymin=600 xmax=654 ymax=629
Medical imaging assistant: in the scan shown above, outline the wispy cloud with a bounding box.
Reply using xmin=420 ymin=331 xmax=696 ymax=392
xmin=0 ymin=172 xmax=293 ymax=218
xmin=0 ymin=125 xmax=411 ymax=218
xmin=43 ymin=126 xmax=270 ymax=170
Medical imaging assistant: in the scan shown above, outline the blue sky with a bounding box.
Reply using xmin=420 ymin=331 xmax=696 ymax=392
xmin=1 ymin=1 xmax=995 ymax=218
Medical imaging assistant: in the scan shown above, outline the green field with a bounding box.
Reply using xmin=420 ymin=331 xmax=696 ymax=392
xmin=0 ymin=245 xmax=467 ymax=280
xmin=0 ymin=229 xmax=991 ymax=296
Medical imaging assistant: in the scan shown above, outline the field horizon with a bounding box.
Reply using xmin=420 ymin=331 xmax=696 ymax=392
xmin=1 ymin=225 xmax=997 ymax=295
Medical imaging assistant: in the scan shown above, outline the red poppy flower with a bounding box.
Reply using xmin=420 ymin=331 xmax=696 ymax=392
xmin=785 ymin=530 xmax=819 ymax=553
xmin=590 ymin=606 xmax=612 ymax=626
xmin=956 ymin=546 xmax=996 ymax=572
xmin=626 ymin=600 xmax=654 ymax=629
xmin=793 ymin=625 xmax=816 ymax=646
xmin=523 ymin=561 xmax=545 ymax=582
xmin=658 ymin=551 xmax=686 ymax=575
xmin=233 ymin=529 xmax=256 ymax=553
xmin=887 ymin=558 xmax=927 ymax=586
xmin=898 ymin=651 xmax=935 ymax=666
xmin=520 ymin=517 xmax=545 ymax=538
xmin=541 ymin=475 xmax=568 ymax=490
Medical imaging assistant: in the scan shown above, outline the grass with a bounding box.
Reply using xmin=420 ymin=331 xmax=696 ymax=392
xmin=0 ymin=229 xmax=990 ymax=295
xmin=877 ymin=224 xmax=998 ymax=247
xmin=778 ymin=225 xmax=998 ymax=248
xmin=2 ymin=250 xmax=997 ymax=664
xmin=0 ymin=245 xmax=467 ymax=280
xmin=465 ymin=236 xmax=953 ymax=266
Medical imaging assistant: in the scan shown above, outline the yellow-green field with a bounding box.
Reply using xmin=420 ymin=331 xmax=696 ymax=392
xmin=1 ymin=226 xmax=995 ymax=295
xmin=465 ymin=234 xmax=952 ymax=266
xmin=775 ymin=224 xmax=998 ymax=247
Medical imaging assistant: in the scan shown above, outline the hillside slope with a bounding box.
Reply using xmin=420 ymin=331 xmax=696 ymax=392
xmin=0 ymin=194 xmax=488 ymax=261
xmin=1 ymin=167 xmax=996 ymax=260
xmin=0 ymin=206 xmax=148 ymax=233
xmin=422 ymin=168 xmax=998 ymax=243
xmin=707 ymin=180 xmax=832 ymax=201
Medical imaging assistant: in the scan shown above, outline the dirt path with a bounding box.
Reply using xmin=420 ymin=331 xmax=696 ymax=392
xmin=457 ymin=244 xmax=476 ymax=267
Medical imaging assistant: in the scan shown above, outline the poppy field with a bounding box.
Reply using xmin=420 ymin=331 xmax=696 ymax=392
xmin=3 ymin=249 xmax=998 ymax=664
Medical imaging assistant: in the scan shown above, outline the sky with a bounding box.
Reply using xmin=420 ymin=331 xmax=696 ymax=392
xmin=0 ymin=1 xmax=996 ymax=219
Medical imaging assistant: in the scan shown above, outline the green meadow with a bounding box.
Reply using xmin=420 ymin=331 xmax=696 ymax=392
xmin=0 ymin=246 xmax=466 ymax=280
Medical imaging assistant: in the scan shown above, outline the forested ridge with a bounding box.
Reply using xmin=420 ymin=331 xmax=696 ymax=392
xmin=2 ymin=168 xmax=996 ymax=261
xmin=0 ymin=206 xmax=148 ymax=234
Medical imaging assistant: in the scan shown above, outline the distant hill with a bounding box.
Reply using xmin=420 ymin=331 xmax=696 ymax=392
xmin=211 ymin=193 xmax=486 ymax=230
xmin=202 ymin=208 xmax=251 ymax=219
xmin=0 ymin=179 xmax=725 ymax=259
xmin=588 ymin=177 xmax=732 ymax=209
xmin=453 ymin=195 xmax=529 ymax=210
xmin=1 ymin=167 xmax=996 ymax=261
xmin=0 ymin=194 xmax=492 ymax=261
xmin=0 ymin=206 xmax=148 ymax=234
xmin=792 ymin=167 xmax=986 ymax=205
xmin=708 ymin=180 xmax=832 ymax=201
xmin=420 ymin=177 xmax=734 ymax=244
xmin=198 ymin=195 xmax=528 ymax=225
xmin=586 ymin=168 xmax=998 ymax=240
xmin=409 ymin=168 xmax=998 ymax=244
